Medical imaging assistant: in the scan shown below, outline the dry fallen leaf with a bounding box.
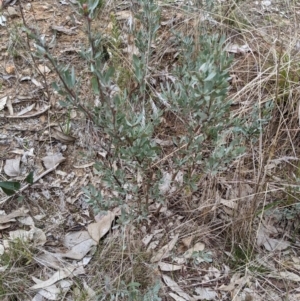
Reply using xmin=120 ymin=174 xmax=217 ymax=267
xmin=18 ymin=216 xmax=34 ymax=226
xmin=30 ymin=227 xmax=47 ymax=246
xmin=35 ymin=284 xmax=60 ymax=300
xmin=9 ymin=229 xmax=33 ymax=241
xmin=225 ymin=43 xmax=251 ymax=54
xmin=37 ymin=64 xmax=51 ymax=74
xmin=183 ymin=242 xmax=205 ymax=259
xmin=6 ymin=102 xmax=50 ymax=119
xmin=5 ymin=65 xmax=15 ymax=74
xmin=30 ymin=267 xmax=76 ymax=290
xmin=51 ymin=25 xmax=76 ymax=35
xmin=35 ymin=252 xmax=66 ymax=270
xmin=181 ymin=236 xmax=194 ymax=248
xmin=162 ymin=274 xmax=191 ymax=300
xmin=7 ymin=6 xmax=19 ymax=17
xmin=62 ymin=230 xmax=97 ymax=260
xmin=256 ymin=224 xmax=290 ymax=251
xmin=268 ymin=271 xmax=300 ymax=282
xmin=4 ymin=157 xmax=21 ymax=176
xmin=64 ymin=231 xmax=92 ymax=249
xmin=159 ymin=171 xmax=172 ymax=194
xmin=0 ymin=244 xmax=5 ymax=255
xmin=0 ymin=207 xmax=28 ymax=224
xmin=87 ymin=211 xmax=115 ymax=243
xmin=219 ymin=273 xmax=251 ymax=292
xmin=169 ymin=292 xmax=188 ymax=301
xmin=83 ymin=280 xmax=96 ymax=299
xmin=142 ymin=234 xmax=154 ymax=246
xmin=158 ymin=262 xmax=182 ymax=272
xmin=51 ymin=127 xmax=76 ymax=143
xmin=151 ymin=234 xmax=179 ymax=263
xmin=0 ymin=96 xmax=7 ymax=111
xmin=42 ymin=153 xmax=65 ymax=169
xmin=194 ymin=287 xmax=217 ymax=300
xmin=115 ymin=10 xmax=133 ymax=20
xmin=16 ymin=103 xmax=35 ymax=116
xmin=263 ymin=238 xmax=290 ymax=251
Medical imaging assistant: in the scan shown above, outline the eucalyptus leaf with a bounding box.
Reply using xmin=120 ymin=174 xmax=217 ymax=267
xmin=0 ymin=181 xmax=21 ymax=196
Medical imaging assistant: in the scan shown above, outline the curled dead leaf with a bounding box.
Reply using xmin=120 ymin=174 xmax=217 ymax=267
xmin=51 ymin=127 xmax=76 ymax=143
xmin=88 ymin=211 xmax=115 ymax=243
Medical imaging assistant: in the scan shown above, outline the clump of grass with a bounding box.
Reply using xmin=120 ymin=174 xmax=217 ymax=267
xmin=0 ymin=238 xmax=36 ymax=300
xmin=87 ymin=231 xmax=160 ymax=300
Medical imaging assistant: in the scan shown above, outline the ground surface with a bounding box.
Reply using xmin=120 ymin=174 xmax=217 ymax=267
xmin=1 ymin=0 xmax=300 ymax=300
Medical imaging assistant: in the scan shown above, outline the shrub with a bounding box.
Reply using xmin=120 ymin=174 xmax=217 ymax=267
xmin=22 ymin=0 xmax=265 ymax=222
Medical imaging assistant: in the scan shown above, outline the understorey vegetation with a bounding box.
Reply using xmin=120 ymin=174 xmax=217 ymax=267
xmin=1 ymin=0 xmax=299 ymax=299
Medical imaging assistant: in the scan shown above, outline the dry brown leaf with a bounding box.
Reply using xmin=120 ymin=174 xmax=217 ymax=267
xmin=30 ymin=267 xmax=76 ymax=290
xmin=30 ymin=227 xmax=47 ymax=246
xmin=115 ymin=10 xmax=133 ymax=20
xmin=0 ymin=96 xmax=7 ymax=111
xmin=64 ymin=231 xmax=92 ymax=249
xmin=268 ymin=271 xmax=300 ymax=282
xmin=0 ymin=224 xmax=10 ymax=230
xmin=51 ymin=127 xmax=76 ymax=143
xmin=18 ymin=216 xmax=34 ymax=226
xmin=158 ymin=262 xmax=182 ymax=272
xmin=4 ymin=157 xmax=21 ymax=176
xmin=83 ymin=280 xmax=96 ymax=299
xmin=183 ymin=242 xmax=205 ymax=259
xmin=17 ymin=103 xmax=36 ymax=116
xmin=51 ymin=25 xmax=76 ymax=35
xmin=5 ymin=65 xmax=15 ymax=74
xmin=194 ymin=287 xmax=217 ymax=300
xmin=219 ymin=273 xmax=250 ymax=291
xmin=6 ymin=105 xmax=50 ymax=119
xmin=263 ymin=238 xmax=290 ymax=251
xmin=169 ymin=293 xmax=188 ymax=301
xmin=73 ymin=162 xmax=95 ymax=169
xmin=0 ymin=207 xmax=28 ymax=224
xmin=225 ymin=44 xmax=251 ymax=54
xmin=142 ymin=234 xmax=154 ymax=246
xmin=42 ymin=153 xmax=65 ymax=169
xmin=181 ymin=236 xmax=194 ymax=248
xmin=162 ymin=274 xmax=191 ymax=300
xmin=35 ymin=284 xmax=60 ymax=300
xmin=151 ymin=234 xmax=179 ymax=263
xmin=87 ymin=211 xmax=115 ymax=243
xmin=62 ymin=230 xmax=97 ymax=260
xmin=31 ymin=78 xmax=43 ymax=88
xmin=35 ymin=253 xmax=66 ymax=270
xmin=9 ymin=229 xmax=32 ymax=241
xmin=37 ymin=64 xmax=51 ymax=74
xmin=62 ymin=240 xmax=96 ymax=260
xmin=256 ymin=225 xmax=290 ymax=251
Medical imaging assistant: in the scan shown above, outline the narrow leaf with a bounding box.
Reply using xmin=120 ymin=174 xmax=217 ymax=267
xmin=25 ymin=172 xmax=34 ymax=184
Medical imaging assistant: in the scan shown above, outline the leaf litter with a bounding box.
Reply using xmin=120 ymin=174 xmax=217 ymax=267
xmin=0 ymin=0 xmax=300 ymax=300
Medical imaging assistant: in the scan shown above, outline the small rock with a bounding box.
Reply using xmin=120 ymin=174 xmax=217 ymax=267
xmin=5 ymin=65 xmax=15 ymax=74
xmin=7 ymin=6 xmax=19 ymax=17
xmin=25 ymin=3 xmax=31 ymax=10
xmin=261 ymin=0 xmax=271 ymax=6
